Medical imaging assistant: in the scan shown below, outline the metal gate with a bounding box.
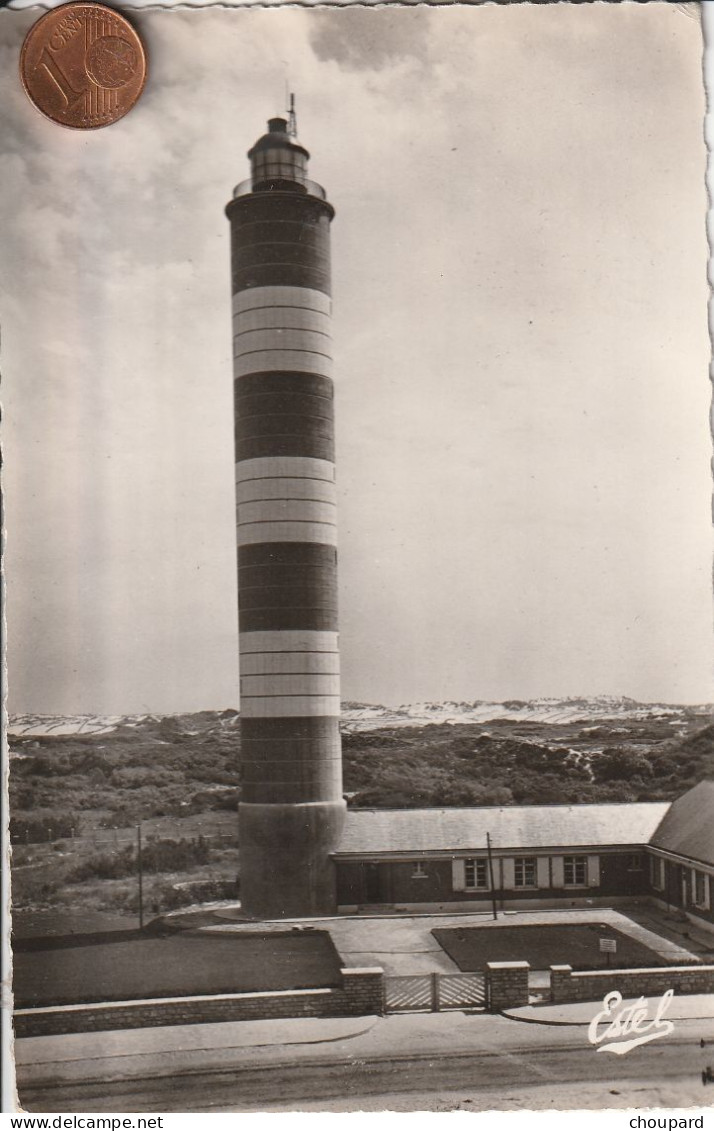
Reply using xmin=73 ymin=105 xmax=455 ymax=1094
xmin=384 ymin=972 xmax=486 ymax=1013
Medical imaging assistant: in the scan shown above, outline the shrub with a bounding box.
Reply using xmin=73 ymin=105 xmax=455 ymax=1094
xmin=9 ymin=812 xmax=82 ymax=844
xmin=66 ymin=836 xmax=215 ymax=882
xmin=591 ymin=748 xmax=653 ymax=783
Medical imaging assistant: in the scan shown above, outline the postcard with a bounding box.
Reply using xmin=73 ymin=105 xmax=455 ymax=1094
xmin=1 ymin=1 xmax=712 ymax=1120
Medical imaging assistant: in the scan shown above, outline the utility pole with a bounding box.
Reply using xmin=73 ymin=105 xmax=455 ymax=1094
xmin=137 ymin=823 xmax=144 ymax=930
xmin=486 ymin=832 xmax=498 ymax=921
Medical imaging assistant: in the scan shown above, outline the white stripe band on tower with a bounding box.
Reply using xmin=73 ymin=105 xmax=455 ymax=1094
xmin=239 ymin=651 xmax=340 ymax=676
xmin=239 ymin=630 xmax=339 ymax=654
xmin=233 ymin=349 xmax=333 ymax=378
xmin=234 ymin=328 xmax=331 ymax=356
xmin=236 ymin=457 xmax=335 ymax=485
xmin=236 ymin=477 xmax=336 ymax=505
xmin=237 ymin=520 xmax=337 ymax=546
xmin=237 ymin=498 xmax=336 ymax=526
xmin=232 ymin=286 xmax=332 ymax=317
xmin=234 ymin=307 xmax=331 ymax=336
xmin=240 ymin=673 xmax=340 ymax=697
xmin=240 ymin=695 xmax=341 ymax=718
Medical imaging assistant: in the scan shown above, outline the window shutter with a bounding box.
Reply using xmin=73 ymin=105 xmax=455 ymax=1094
xmin=653 ymin=856 xmax=664 ymax=890
xmin=488 ymin=856 xmax=502 ymax=891
xmin=705 ymin=875 xmax=711 ymax=912
xmin=502 ymin=858 xmax=515 ymax=890
xmin=587 ymin=855 xmax=600 ymax=888
xmin=551 ymin=856 xmax=565 ymax=888
xmin=452 ymin=858 xmax=466 ymax=892
xmin=536 ymin=857 xmax=549 ymax=890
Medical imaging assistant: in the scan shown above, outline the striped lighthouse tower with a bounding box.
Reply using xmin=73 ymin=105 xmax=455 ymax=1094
xmin=225 ymin=109 xmax=345 ymax=919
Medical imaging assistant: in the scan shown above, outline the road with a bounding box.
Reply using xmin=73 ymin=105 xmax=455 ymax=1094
xmin=16 ymin=1018 xmax=713 ymax=1113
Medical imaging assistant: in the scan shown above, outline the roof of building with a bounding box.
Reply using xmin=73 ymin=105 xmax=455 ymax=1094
xmin=335 ymin=802 xmax=672 ymax=856
xmin=648 ymin=781 xmax=714 ymax=867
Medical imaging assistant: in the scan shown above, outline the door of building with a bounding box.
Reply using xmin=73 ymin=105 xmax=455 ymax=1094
xmin=364 ymin=862 xmax=386 ymax=904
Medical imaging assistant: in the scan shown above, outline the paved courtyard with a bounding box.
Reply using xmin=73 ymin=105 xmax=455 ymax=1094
xmin=203 ymin=904 xmax=704 ymax=975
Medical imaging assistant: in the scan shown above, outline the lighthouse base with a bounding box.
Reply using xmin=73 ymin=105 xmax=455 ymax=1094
xmin=238 ymin=800 xmax=346 ymax=919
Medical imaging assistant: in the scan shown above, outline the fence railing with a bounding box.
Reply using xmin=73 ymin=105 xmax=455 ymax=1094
xmin=232 ymin=176 xmax=327 ymax=201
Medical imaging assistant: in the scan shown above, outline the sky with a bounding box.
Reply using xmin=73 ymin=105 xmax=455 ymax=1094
xmin=1 ymin=3 xmax=712 ymax=714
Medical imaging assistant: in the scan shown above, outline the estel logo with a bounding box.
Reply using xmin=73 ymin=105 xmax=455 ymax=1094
xmin=588 ymin=988 xmax=675 ymax=1055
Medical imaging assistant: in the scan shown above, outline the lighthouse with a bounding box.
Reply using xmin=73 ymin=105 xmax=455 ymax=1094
xmin=225 ymin=110 xmax=345 ymax=918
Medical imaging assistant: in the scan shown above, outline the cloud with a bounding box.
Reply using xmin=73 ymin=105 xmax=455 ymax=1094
xmin=308 ymin=8 xmax=430 ymax=72
xmin=1 ymin=5 xmax=711 ymax=712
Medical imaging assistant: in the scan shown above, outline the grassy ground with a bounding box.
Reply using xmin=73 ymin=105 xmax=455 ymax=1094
xmin=432 ymin=922 xmax=676 ymax=971
xmin=11 ymin=837 xmax=238 ymax=919
xmin=13 ymin=930 xmax=343 ymax=1008
xmin=12 ymin=909 xmax=142 ymax=938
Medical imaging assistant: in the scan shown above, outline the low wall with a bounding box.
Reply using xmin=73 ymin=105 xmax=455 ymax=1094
xmin=550 ymin=963 xmax=714 ymax=1004
xmin=14 ymin=967 xmax=385 ymax=1038
xmin=486 ymin=961 xmax=530 ymax=1011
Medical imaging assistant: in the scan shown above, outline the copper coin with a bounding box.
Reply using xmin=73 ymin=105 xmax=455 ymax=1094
xmin=20 ymin=2 xmax=146 ymax=130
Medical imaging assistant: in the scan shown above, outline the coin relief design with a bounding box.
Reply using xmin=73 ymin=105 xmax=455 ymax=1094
xmin=20 ymin=2 xmax=147 ymax=130
xmin=85 ymin=36 xmax=138 ymax=90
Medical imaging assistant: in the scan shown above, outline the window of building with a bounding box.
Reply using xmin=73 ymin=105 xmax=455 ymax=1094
xmin=564 ymin=856 xmax=587 ymax=886
xmin=412 ymin=861 xmax=428 ymax=879
xmin=464 ymin=858 xmax=488 ymax=889
xmin=694 ymin=870 xmax=708 ymax=907
xmin=627 ymin=854 xmax=643 ymax=871
xmin=514 ymin=857 xmax=537 ymax=888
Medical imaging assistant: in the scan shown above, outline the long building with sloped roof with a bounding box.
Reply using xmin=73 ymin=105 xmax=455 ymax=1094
xmin=332 ymin=784 xmax=713 ymax=931
xmin=646 ymin=781 xmax=714 ymax=926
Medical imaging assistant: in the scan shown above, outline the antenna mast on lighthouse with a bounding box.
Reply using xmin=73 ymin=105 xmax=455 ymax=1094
xmin=287 ymin=91 xmax=297 ymax=138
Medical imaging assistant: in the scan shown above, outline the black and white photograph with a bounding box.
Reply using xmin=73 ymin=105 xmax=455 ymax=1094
xmin=2 ymin=0 xmax=714 ymax=1118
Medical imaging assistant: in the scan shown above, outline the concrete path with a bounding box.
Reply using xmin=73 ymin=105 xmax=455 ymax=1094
xmin=506 ymin=992 xmax=714 ymax=1026
xmin=13 ymin=1016 xmax=382 ymax=1088
xmin=7 ymin=1010 xmax=602 ymax=1091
